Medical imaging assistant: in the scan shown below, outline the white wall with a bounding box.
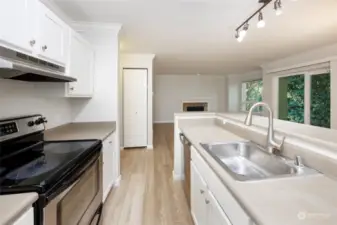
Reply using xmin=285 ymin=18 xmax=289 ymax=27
xmin=227 ymin=70 xmax=262 ymax=112
xmin=0 ymin=79 xmax=72 ymax=129
xmin=261 ymin=42 xmax=337 ymax=128
xmin=154 ymin=75 xmax=227 ymax=123
xmin=120 ymin=54 xmax=155 ymax=148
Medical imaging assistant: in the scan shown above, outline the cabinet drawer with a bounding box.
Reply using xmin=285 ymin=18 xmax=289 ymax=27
xmin=191 ymin=146 xmax=252 ymax=225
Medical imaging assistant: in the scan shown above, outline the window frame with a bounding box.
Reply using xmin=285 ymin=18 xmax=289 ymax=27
xmin=240 ymin=79 xmax=263 ymax=113
xmin=272 ymin=68 xmax=330 ymax=126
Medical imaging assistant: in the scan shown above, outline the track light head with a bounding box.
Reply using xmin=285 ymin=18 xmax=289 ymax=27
xmin=257 ymin=12 xmax=266 ymax=28
xmin=235 ymin=30 xmax=244 ymax=42
xmin=274 ymin=0 xmax=283 ymax=16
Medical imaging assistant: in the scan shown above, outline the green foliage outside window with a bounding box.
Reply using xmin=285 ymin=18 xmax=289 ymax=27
xmin=244 ymin=80 xmax=263 ymax=111
xmin=311 ymin=73 xmax=330 ymax=128
xmin=285 ymin=75 xmax=305 ymax=124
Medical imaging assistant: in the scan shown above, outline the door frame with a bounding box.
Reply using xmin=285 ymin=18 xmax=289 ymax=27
xmin=122 ymin=68 xmax=149 ymax=148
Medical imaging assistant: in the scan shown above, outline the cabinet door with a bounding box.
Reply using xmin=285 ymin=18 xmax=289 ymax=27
xmin=0 ymin=0 xmax=37 ymax=53
xmin=13 ymin=208 xmax=34 ymax=225
xmin=103 ymin=134 xmax=115 ymax=202
xmin=191 ymin=162 xmax=208 ymax=225
xmin=67 ymin=31 xmax=94 ymax=97
xmin=38 ymin=2 xmax=67 ymax=65
xmin=206 ymin=190 xmax=232 ymax=225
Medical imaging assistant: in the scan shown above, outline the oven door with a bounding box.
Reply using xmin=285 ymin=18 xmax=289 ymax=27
xmin=44 ymin=154 xmax=103 ymax=225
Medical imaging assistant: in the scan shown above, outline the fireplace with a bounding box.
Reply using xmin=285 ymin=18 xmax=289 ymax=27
xmin=183 ymin=102 xmax=208 ymax=112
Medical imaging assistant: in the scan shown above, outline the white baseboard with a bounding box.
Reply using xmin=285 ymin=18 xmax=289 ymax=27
xmin=172 ymin=170 xmax=184 ymax=180
xmin=103 ymin=175 xmax=122 ymax=202
xmin=147 ymin=145 xmax=153 ymax=149
xmin=154 ymin=121 xmax=174 ymax=124
xmin=103 ymin=180 xmax=115 ymax=203
xmin=114 ymin=175 xmax=122 ymax=187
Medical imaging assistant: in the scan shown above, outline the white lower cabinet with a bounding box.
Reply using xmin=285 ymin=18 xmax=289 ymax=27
xmin=206 ymin=190 xmax=233 ymax=225
xmin=191 ymin=162 xmax=208 ymax=225
xmin=191 ymin=162 xmax=232 ymax=225
xmin=102 ymin=132 xmax=119 ymax=202
xmin=191 ymin=146 xmax=254 ymax=225
xmin=13 ymin=207 xmax=34 ymax=225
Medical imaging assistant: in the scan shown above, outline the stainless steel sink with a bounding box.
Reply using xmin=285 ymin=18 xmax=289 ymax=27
xmin=200 ymin=141 xmax=318 ymax=181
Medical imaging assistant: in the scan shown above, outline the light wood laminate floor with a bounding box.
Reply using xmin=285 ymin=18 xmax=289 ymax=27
xmin=102 ymin=123 xmax=194 ymax=225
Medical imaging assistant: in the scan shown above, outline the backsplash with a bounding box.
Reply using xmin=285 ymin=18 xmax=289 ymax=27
xmin=0 ymin=79 xmax=72 ymax=129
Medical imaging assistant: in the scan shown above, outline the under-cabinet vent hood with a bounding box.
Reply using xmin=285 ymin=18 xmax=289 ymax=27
xmin=0 ymin=46 xmax=76 ymax=82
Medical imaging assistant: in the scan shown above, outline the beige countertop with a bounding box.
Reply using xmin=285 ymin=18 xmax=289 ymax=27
xmin=44 ymin=121 xmax=116 ymax=141
xmin=179 ymin=123 xmax=337 ymax=225
xmin=0 ymin=193 xmax=38 ymax=225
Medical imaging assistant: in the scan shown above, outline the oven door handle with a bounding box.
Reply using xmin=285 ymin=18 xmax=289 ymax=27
xmin=46 ymin=152 xmax=100 ymax=201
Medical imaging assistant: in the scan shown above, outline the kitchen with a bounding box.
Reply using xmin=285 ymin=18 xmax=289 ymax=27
xmin=1 ymin=0 xmax=337 ymax=225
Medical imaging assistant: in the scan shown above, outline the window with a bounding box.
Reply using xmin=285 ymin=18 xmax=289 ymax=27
xmin=241 ymin=79 xmax=263 ymax=112
xmin=277 ymin=72 xmax=330 ymax=128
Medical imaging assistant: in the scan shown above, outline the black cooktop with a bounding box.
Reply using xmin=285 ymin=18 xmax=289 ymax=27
xmin=0 ymin=140 xmax=101 ymax=194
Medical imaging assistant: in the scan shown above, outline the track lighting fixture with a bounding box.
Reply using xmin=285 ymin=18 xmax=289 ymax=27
xmin=274 ymin=0 xmax=283 ymax=16
xmin=234 ymin=0 xmax=295 ymax=42
xmin=257 ymin=12 xmax=266 ymax=28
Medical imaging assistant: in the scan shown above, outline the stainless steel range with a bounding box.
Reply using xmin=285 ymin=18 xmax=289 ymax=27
xmin=0 ymin=115 xmax=103 ymax=225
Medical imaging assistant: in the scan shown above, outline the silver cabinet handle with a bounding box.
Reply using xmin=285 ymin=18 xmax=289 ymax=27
xmin=200 ymin=190 xmax=204 ymax=194
xmin=30 ymin=40 xmax=36 ymax=46
xmin=70 ymin=87 xmax=74 ymax=91
xmin=179 ymin=133 xmax=185 ymax=144
xmin=42 ymin=45 xmax=48 ymax=51
xmin=205 ymin=199 xmax=210 ymax=204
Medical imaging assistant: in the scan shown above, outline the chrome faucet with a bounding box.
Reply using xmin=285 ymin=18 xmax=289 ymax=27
xmin=244 ymin=102 xmax=285 ymax=154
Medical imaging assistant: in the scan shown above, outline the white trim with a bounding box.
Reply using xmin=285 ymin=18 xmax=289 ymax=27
xmin=103 ymin=175 xmax=122 ymax=203
xmin=103 ymin=180 xmax=115 ymax=202
xmin=265 ymin=61 xmax=330 ymax=76
xmin=191 ymin=212 xmax=199 ymax=225
xmin=172 ymin=170 xmax=185 ymax=180
xmin=154 ymin=120 xmax=174 ymax=124
xmin=72 ymin=22 xmax=122 ymax=33
xmin=114 ymin=175 xmax=122 ymax=187
xmin=146 ymin=145 xmax=154 ymax=149
xmin=304 ymin=74 xmax=311 ymax=125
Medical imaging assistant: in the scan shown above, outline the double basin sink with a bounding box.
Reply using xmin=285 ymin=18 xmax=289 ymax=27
xmin=200 ymin=141 xmax=318 ymax=181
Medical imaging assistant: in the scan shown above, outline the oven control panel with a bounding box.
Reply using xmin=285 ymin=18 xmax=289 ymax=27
xmin=0 ymin=122 xmax=18 ymax=137
xmin=0 ymin=115 xmax=46 ymax=142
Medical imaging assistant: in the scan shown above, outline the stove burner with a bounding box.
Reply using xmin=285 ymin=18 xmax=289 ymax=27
xmin=5 ymin=156 xmax=59 ymax=180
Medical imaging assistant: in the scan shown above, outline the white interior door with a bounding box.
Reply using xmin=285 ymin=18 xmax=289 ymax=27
xmin=123 ymin=69 xmax=148 ymax=148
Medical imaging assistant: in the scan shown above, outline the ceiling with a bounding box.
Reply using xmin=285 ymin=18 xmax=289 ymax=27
xmin=52 ymin=0 xmax=337 ymax=75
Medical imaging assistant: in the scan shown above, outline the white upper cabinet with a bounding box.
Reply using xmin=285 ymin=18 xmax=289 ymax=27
xmin=66 ymin=30 xmax=94 ymax=97
xmin=37 ymin=1 xmax=68 ymax=65
xmin=0 ymin=0 xmax=68 ymax=66
xmin=0 ymin=0 xmax=38 ymax=54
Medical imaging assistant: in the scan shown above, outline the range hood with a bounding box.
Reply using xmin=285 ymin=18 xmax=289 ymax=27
xmin=0 ymin=46 xmax=76 ymax=82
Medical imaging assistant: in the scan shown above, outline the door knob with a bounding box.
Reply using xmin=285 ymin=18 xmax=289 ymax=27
xmin=42 ymin=45 xmax=48 ymax=51
xmin=205 ymin=199 xmax=210 ymax=204
xmin=200 ymin=189 xmax=205 ymax=194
